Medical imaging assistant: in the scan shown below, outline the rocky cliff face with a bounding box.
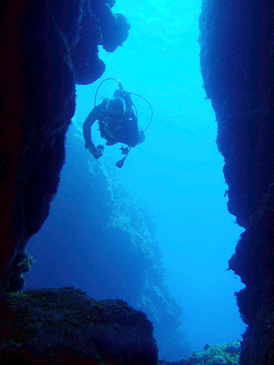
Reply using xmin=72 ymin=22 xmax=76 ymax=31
xmin=0 ymin=0 xmax=129 ymax=290
xmin=0 ymin=1 xmax=162 ymax=362
xmin=199 ymin=1 xmax=274 ymax=363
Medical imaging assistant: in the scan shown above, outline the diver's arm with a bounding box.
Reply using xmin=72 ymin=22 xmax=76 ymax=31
xmin=83 ymin=105 xmax=105 ymax=159
xmin=83 ymin=107 xmax=99 ymax=148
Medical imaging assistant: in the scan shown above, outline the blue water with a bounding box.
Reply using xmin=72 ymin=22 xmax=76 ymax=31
xmin=25 ymin=0 xmax=245 ymax=361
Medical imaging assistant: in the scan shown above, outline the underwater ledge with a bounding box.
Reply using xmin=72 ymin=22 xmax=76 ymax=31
xmin=0 ymin=287 xmax=241 ymax=364
xmin=0 ymin=287 xmax=158 ymax=364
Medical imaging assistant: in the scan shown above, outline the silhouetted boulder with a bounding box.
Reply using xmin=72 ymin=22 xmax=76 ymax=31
xmin=0 ymin=287 xmax=158 ymax=364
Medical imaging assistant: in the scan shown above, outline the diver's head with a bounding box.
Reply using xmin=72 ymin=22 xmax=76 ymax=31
xmin=106 ymin=97 xmax=125 ymax=117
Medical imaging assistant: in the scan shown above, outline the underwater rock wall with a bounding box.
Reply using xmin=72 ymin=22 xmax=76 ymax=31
xmin=199 ymin=1 xmax=274 ymax=363
xmin=0 ymin=0 xmax=129 ymax=290
xmin=0 ymin=1 xmax=161 ymax=361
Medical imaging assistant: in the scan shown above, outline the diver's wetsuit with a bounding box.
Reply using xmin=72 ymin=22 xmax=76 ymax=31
xmin=83 ymin=99 xmax=139 ymax=149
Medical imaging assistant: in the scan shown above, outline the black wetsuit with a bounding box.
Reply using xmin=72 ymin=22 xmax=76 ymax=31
xmin=83 ymin=99 xmax=139 ymax=148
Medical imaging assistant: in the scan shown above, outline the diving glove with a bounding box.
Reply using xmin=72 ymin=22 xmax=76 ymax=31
xmin=89 ymin=145 xmax=104 ymax=159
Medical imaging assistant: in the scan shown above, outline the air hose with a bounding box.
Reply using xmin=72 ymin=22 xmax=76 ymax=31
xmin=94 ymin=78 xmax=123 ymax=107
xmin=94 ymin=78 xmax=153 ymax=132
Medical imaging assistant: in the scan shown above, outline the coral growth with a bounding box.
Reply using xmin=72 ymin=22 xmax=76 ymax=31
xmin=159 ymin=342 xmax=240 ymax=365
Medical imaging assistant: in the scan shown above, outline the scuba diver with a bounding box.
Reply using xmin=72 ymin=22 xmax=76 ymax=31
xmin=83 ymin=78 xmax=152 ymax=167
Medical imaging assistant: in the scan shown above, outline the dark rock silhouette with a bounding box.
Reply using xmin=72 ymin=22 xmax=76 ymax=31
xmin=200 ymin=1 xmax=274 ymax=363
xmin=0 ymin=287 xmax=158 ymax=364
xmin=0 ymin=0 xmax=129 ymax=291
xmin=0 ymin=1 xmax=159 ymax=362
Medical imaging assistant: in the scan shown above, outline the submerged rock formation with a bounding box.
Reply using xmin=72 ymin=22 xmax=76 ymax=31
xmin=199 ymin=1 xmax=274 ymax=363
xmin=0 ymin=0 xmax=161 ymax=362
xmin=0 ymin=0 xmax=129 ymax=290
xmin=0 ymin=287 xmax=158 ymax=364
